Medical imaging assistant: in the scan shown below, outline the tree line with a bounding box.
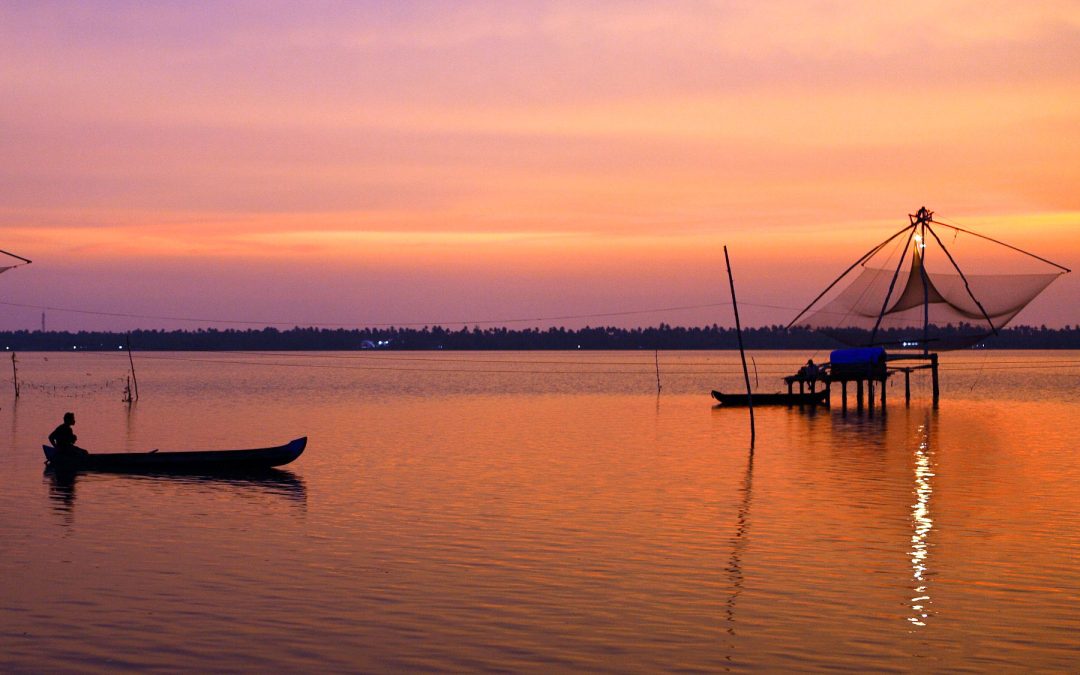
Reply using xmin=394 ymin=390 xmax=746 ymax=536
xmin=0 ymin=323 xmax=1078 ymax=350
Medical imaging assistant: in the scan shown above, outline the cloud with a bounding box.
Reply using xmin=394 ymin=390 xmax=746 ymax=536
xmin=1 ymin=2 xmax=1078 ymax=326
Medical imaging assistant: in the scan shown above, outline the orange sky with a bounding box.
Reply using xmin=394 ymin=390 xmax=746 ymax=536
xmin=1 ymin=1 xmax=1078 ymax=330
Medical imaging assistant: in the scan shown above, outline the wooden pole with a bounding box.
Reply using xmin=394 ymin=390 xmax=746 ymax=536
xmin=857 ymin=380 xmax=864 ymax=410
xmin=920 ymin=222 xmax=930 ymax=354
xmin=724 ymin=246 xmax=754 ymax=447
xmin=931 ymin=353 xmax=940 ymax=408
xmin=841 ymin=381 xmax=848 ymax=413
xmin=905 ymin=370 xmax=911 ymax=406
xmin=654 ymin=349 xmax=661 ymax=395
xmin=126 ymin=333 xmax=139 ymax=401
xmin=11 ymin=352 xmax=19 ymax=399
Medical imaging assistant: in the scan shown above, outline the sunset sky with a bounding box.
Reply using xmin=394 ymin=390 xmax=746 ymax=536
xmin=2 ymin=1 xmax=1078 ymax=331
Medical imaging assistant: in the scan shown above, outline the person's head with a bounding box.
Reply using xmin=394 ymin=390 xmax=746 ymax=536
xmin=63 ymin=412 xmax=75 ymax=425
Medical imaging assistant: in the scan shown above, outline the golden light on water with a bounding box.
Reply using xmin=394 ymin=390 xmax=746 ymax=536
xmin=908 ymin=421 xmax=935 ymax=628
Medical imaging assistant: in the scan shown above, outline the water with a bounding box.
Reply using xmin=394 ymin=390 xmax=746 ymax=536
xmin=2 ymin=350 xmax=1078 ymax=672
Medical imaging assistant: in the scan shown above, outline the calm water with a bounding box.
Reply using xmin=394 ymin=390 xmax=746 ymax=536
xmin=1 ymin=350 xmax=1078 ymax=672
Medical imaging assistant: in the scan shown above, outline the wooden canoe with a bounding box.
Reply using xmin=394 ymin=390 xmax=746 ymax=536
xmin=43 ymin=437 xmax=306 ymax=472
xmin=711 ymin=390 xmax=828 ymax=407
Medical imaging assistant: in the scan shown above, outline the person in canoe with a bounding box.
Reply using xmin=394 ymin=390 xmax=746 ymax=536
xmin=48 ymin=412 xmax=89 ymax=459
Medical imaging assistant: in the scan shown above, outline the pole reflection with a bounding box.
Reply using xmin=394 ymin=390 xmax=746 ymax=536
xmin=725 ymin=447 xmax=754 ymax=639
xmin=908 ymin=415 xmax=935 ymax=628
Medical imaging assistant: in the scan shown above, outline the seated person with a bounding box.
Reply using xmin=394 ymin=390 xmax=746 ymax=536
xmin=48 ymin=412 xmax=89 ymax=458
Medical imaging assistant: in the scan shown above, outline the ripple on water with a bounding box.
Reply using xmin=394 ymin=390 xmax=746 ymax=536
xmin=1 ymin=352 xmax=1079 ymax=671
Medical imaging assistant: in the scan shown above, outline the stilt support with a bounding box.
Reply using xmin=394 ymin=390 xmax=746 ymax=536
xmin=931 ymin=354 xmax=940 ymax=408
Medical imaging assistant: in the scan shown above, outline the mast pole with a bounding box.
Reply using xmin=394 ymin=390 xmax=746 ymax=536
xmin=919 ymin=216 xmax=930 ymax=354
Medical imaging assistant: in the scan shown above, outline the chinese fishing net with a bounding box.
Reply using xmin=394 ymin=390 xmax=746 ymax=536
xmin=789 ymin=213 xmax=1068 ymax=350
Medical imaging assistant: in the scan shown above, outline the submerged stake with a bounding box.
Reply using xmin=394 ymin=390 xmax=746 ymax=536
xmin=126 ymin=333 xmax=139 ymax=401
xmin=11 ymin=352 xmax=19 ymax=399
xmin=654 ymin=349 xmax=661 ymax=394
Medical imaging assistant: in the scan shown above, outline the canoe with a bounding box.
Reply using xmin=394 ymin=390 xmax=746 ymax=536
xmin=42 ymin=437 xmax=306 ymax=472
xmin=711 ymin=390 xmax=828 ymax=407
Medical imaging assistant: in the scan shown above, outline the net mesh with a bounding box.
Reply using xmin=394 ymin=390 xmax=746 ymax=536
xmin=793 ymin=229 xmax=1065 ymax=350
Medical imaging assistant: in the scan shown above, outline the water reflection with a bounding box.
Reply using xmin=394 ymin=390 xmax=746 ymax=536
xmin=45 ymin=468 xmax=78 ymax=529
xmin=44 ymin=467 xmax=308 ymax=521
xmin=124 ymin=399 xmax=139 ymax=452
xmin=724 ymin=447 xmax=754 ymax=639
xmin=908 ymin=414 xmax=935 ymax=628
xmin=7 ymin=397 xmax=21 ymax=460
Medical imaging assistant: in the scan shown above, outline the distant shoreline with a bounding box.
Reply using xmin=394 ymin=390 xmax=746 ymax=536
xmin=1 ymin=325 xmax=1078 ymax=351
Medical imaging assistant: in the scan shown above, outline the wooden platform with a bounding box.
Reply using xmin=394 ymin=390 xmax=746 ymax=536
xmin=783 ymin=352 xmax=940 ymax=414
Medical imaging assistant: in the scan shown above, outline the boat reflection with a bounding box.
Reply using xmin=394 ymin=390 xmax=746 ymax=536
xmin=44 ymin=466 xmax=308 ymax=517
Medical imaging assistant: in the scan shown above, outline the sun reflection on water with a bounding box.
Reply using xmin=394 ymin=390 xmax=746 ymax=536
xmin=908 ymin=420 xmax=935 ymax=628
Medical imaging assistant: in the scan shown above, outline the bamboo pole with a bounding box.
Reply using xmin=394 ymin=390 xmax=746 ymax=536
xmin=724 ymin=246 xmax=754 ymax=447
xmin=126 ymin=333 xmax=139 ymax=401
xmin=654 ymin=349 xmax=661 ymax=394
xmin=11 ymin=352 xmax=19 ymax=399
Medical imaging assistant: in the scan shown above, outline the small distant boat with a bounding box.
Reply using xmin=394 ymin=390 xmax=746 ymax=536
xmin=711 ymin=390 xmax=828 ymax=407
xmin=43 ymin=437 xmax=306 ymax=472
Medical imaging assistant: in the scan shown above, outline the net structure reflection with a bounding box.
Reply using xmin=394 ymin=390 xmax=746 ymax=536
xmin=908 ymin=419 xmax=935 ymax=627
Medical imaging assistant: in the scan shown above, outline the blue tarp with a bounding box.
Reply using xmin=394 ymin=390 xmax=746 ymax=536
xmin=830 ymin=347 xmax=886 ymax=365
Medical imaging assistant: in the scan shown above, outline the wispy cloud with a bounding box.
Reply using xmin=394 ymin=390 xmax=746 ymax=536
xmin=1 ymin=1 xmax=1077 ymax=327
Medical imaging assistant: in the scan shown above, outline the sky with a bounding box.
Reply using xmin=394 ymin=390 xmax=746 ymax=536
xmin=1 ymin=0 xmax=1078 ymax=331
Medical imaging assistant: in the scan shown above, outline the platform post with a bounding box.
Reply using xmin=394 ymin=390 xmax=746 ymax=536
xmin=857 ymin=380 xmax=864 ymax=410
xmin=931 ymin=354 xmax=940 ymax=408
xmin=841 ymin=381 xmax=848 ymax=413
xmin=868 ymin=379 xmax=875 ymax=414
xmin=881 ymin=376 xmax=887 ymax=411
xmin=905 ymin=370 xmax=911 ymax=406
